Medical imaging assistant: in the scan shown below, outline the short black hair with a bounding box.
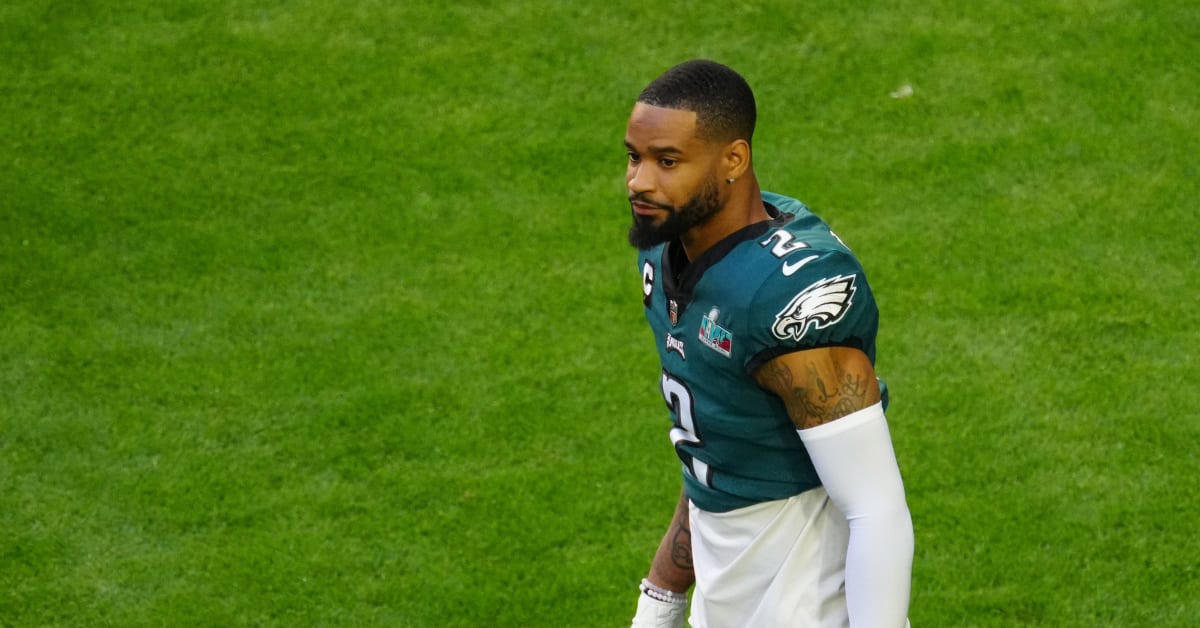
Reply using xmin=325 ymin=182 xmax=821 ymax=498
xmin=637 ymin=59 xmax=756 ymax=145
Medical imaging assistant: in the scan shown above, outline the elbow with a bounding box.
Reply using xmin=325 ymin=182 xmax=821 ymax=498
xmin=845 ymin=500 xmax=913 ymax=551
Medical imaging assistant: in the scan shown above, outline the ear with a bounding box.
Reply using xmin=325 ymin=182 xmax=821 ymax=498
xmin=722 ymin=139 xmax=751 ymax=181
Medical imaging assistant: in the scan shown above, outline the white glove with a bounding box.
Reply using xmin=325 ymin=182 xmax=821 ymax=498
xmin=631 ymin=579 xmax=688 ymax=628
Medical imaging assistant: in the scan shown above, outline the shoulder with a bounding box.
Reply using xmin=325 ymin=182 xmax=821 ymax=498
xmin=762 ymin=192 xmax=843 ymax=246
xmin=754 ymin=191 xmax=867 ymax=291
xmin=744 ymin=196 xmax=878 ymax=352
xmin=762 ymin=190 xmax=812 ymax=217
xmin=701 ymin=192 xmax=866 ymax=304
xmin=749 ymin=246 xmax=868 ymax=323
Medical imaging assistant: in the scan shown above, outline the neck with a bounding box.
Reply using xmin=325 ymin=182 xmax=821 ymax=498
xmin=680 ymin=177 xmax=767 ymax=260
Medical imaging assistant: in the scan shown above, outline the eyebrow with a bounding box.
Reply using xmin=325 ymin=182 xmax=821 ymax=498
xmin=624 ymin=140 xmax=685 ymax=155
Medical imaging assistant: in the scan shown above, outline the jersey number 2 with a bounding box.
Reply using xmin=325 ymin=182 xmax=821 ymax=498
xmin=661 ymin=370 xmax=713 ymax=488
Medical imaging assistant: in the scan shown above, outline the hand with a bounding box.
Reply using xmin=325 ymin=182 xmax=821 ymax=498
xmin=631 ymin=580 xmax=688 ymax=628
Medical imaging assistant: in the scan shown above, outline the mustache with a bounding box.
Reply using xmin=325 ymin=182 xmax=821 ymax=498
xmin=629 ymin=193 xmax=675 ymax=211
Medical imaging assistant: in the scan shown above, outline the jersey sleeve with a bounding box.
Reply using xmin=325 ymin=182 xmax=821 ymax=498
xmin=743 ymin=248 xmax=880 ymax=375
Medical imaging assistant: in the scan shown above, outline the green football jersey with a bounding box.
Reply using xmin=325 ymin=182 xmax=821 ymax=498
xmin=638 ymin=191 xmax=887 ymax=513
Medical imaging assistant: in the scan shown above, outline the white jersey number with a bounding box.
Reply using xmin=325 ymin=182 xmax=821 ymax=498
xmin=661 ymin=370 xmax=712 ymax=487
xmin=761 ymin=230 xmax=810 ymax=256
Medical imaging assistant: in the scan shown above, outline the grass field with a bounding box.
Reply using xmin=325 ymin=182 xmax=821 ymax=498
xmin=2 ymin=1 xmax=1198 ymax=626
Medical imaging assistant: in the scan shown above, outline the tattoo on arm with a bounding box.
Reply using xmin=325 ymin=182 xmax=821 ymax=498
xmin=787 ymin=381 xmax=863 ymax=428
xmin=650 ymin=493 xmax=694 ymax=587
xmin=669 ymin=492 xmax=692 ymax=570
xmin=670 ymin=519 xmax=692 ymax=571
xmin=810 ymin=364 xmax=833 ymax=401
xmin=757 ymin=352 xmax=876 ymax=430
xmin=759 ymin=359 xmax=794 ymax=393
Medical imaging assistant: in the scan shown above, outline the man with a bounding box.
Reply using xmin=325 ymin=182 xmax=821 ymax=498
xmin=626 ymin=60 xmax=914 ymax=627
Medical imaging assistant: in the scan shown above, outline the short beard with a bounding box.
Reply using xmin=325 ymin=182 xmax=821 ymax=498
xmin=628 ymin=177 xmax=722 ymax=250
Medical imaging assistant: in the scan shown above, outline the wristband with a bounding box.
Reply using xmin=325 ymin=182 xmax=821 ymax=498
xmin=639 ymin=578 xmax=688 ymax=605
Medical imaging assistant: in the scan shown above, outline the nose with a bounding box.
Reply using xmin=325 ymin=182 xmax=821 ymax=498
xmin=627 ymin=161 xmax=652 ymax=195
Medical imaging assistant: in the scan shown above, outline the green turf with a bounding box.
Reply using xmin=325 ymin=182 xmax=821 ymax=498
xmin=2 ymin=1 xmax=1198 ymax=626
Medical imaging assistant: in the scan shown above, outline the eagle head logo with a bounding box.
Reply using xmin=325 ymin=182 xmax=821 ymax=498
xmin=771 ymin=275 xmax=857 ymax=342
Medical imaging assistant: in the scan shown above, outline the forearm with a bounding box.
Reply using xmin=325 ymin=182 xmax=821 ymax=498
xmin=631 ymin=489 xmax=693 ymax=628
xmin=647 ymin=488 xmax=695 ymax=593
xmin=844 ymin=504 xmax=914 ymax=627
xmin=800 ymin=403 xmax=913 ymax=627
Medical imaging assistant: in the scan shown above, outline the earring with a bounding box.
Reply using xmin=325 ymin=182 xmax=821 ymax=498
xmin=726 ymin=177 xmax=736 ymax=184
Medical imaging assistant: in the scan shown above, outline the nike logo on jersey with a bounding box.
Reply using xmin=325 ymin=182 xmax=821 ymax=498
xmin=771 ymin=275 xmax=857 ymax=342
xmin=781 ymin=254 xmax=820 ymax=277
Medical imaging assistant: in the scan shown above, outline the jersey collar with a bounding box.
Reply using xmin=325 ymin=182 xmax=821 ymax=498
xmin=660 ymin=202 xmax=788 ymax=315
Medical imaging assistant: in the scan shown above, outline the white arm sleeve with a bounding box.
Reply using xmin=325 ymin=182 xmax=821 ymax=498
xmin=798 ymin=402 xmax=913 ymax=628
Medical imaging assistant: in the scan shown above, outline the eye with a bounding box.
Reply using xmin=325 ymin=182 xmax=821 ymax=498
xmin=627 ymin=151 xmax=641 ymax=164
xmin=659 ymin=157 xmax=678 ymax=168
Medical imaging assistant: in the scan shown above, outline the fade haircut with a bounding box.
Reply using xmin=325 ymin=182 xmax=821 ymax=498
xmin=637 ymin=59 xmax=756 ymax=145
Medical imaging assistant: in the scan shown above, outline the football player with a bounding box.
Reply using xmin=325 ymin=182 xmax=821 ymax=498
xmin=626 ymin=60 xmax=913 ymax=627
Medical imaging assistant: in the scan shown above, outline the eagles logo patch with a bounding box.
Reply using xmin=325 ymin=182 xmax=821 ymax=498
xmin=771 ymin=275 xmax=857 ymax=342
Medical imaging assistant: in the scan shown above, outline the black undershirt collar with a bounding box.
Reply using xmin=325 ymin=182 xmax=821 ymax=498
xmin=660 ymin=202 xmax=789 ymax=322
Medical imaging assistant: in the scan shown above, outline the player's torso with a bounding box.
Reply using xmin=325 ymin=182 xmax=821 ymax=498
xmin=638 ymin=194 xmax=872 ymax=512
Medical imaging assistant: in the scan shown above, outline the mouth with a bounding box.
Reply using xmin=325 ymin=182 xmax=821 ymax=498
xmin=630 ymin=199 xmax=670 ymax=216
